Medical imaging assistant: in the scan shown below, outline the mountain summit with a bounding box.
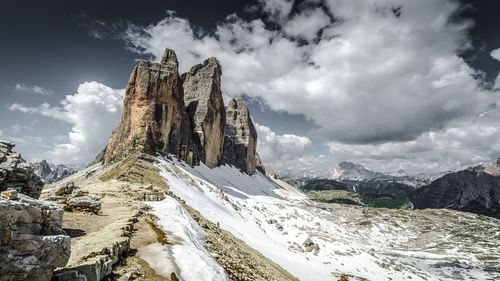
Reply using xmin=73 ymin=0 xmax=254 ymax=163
xmin=95 ymin=48 xmax=259 ymax=174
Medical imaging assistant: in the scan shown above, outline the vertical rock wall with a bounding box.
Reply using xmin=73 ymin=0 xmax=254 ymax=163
xmin=182 ymin=58 xmax=226 ymax=168
xmin=97 ymin=48 xmax=261 ymax=175
xmin=223 ymin=99 xmax=258 ymax=175
xmin=102 ymin=49 xmax=198 ymax=165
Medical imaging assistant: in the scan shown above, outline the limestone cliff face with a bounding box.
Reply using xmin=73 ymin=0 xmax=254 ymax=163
xmin=98 ymin=48 xmax=261 ymax=175
xmin=413 ymin=166 xmax=500 ymax=216
xmin=102 ymin=49 xmax=198 ymax=165
xmin=182 ymin=58 xmax=225 ymax=168
xmin=223 ymin=99 xmax=258 ymax=175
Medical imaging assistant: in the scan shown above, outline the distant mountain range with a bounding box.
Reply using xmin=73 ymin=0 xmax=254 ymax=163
xmin=330 ymin=161 xmax=447 ymax=186
xmin=32 ymin=160 xmax=78 ymax=183
xmin=297 ymin=160 xmax=500 ymax=217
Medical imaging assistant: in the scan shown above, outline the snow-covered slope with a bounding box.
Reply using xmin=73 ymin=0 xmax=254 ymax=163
xmin=148 ymin=156 xmax=500 ymax=281
xmin=141 ymin=197 xmax=230 ymax=281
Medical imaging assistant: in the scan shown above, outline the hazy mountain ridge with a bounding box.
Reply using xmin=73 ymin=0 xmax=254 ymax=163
xmin=32 ymin=159 xmax=78 ymax=183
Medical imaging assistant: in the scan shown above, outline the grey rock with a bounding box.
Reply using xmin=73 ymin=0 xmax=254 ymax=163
xmin=255 ymin=152 xmax=266 ymax=175
xmin=53 ymin=181 xmax=76 ymax=196
xmin=0 ymin=194 xmax=70 ymax=281
xmin=182 ymin=57 xmax=226 ymax=168
xmin=413 ymin=166 xmax=500 ymax=216
xmin=302 ymin=237 xmax=319 ymax=254
xmin=223 ymin=99 xmax=258 ymax=174
xmin=65 ymin=195 xmax=101 ymax=214
xmin=0 ymin=140 xmax=44 ymax=199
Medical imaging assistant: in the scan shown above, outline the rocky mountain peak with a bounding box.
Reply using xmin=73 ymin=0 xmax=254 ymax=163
xmin=223 ymin=98 xmax=258 ymax=174
xmin=331 ymin=161 xmax=384 ymax=181
xmin=96 ymin=48 xmax=259 ymax=174
xmin=160 ymin=48 xmax=179 ymax=67
xmin=99 ymin=48 xmax=198 ymax=165
xmin=33 ymin=160 xmax=78 ymax=183
xmin=182 ymin=56 xmax=225 ymax=168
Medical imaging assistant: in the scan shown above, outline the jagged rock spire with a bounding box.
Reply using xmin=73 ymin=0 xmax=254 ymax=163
xmin=100 ymin=49 xmax=198 ymax=164
xmin=223 ymin=98 xmax=258 ymax=174
xmin=182 ymin=57 xmax=225 ymax=168
xmin=160 ymin=48 xmax=179 ymax=66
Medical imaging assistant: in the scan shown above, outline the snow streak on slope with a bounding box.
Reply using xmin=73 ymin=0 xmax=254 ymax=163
xmin=152 ymin=156 xmax=500 ymax=281
xmin=144 ymin=197 xmax=231 ymax=281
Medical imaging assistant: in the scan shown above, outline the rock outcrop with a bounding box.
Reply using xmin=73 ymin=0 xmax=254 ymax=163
xmin=101 ymin=49 xmax=198 ymax=165
xmin=182 ymin=57 xmax=226 ymax=168
xmin=412 ymin=167 xmax=500 ymax=216
xmin=223 ymin=98 xmax=258 ymax=174
xmin=0 ymin=140 xmax=43 ymax=199
xmin=45 ymin=182 xmax=102 ymax=214
xmin=97 ymin=49 xmax=261 ymax=175
xmin=0 ymin=193 xmax=71 ymax=281
xmin=33 ymin=160 xmax=77 ymax=184
xmin=53 ymin=217 xmax=135 ymax=281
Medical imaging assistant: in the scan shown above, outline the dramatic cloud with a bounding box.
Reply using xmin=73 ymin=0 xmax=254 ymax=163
xmin=255 ymin=123 xmax=312 ymax=173
xmin=492 ymin=48 xmax=500 ymax=89
xmin=10 ymin=82 xmax=123 ymax=164
xmin=119 ymin=0 xmax=500 ymax=173
xmin=491 ymin=48 xmax=500 ymax=61
xmin=282 ymin=7 xmax=331 ymax=42
xmin=329 ymin=108 xmax=500 ymax=174
xmin=14 ymin=83 xmax=53 ymax=95
xmin=123 ymin=0 xmax=491 ymax=144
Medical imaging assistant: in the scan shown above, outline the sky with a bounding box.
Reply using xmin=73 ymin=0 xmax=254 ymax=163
xmin=1 ymin=0 xmax=500 ymax=177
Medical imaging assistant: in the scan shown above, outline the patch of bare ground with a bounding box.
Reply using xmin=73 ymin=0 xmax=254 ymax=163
xmin=50 ymin=154 xmax=174 ymax=281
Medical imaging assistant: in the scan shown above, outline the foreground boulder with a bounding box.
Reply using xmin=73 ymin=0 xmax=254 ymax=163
xmin=45 ymin=182 xmax=102 ymax=214
xmin=0 ymin=193 xmax=71 ymax=280
xmin=0 ymin=141 xmax=43 ymax=199
xmin=223 ymin=98 xmax=258 ymax=174
xmin=101 ymin=49 xmax=198 ymax=165
xmin=182 ymin=57 xmax=226 ymax=168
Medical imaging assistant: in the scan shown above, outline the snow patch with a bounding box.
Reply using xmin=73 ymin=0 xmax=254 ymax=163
xmin=145 ymin=197 xmax=230 ymax=281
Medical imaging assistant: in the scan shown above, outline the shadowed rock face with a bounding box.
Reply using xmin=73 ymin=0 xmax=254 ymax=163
xmin=413 ymin=169 xmax=500 ymax=216
xmin=182 ymin=57 xmax=226 ymax=168
xmin=102 ymin=49 xmax=198 ymax=165
xmin=0 ymin=141 xmax=43 ymax=199
xmin=223 ymin=99 xmax=258 ymax=174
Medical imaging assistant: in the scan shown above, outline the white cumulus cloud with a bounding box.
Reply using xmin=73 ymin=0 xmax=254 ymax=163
xmin=9 ymin=81 xmax=124 ymax=164
xmin=15 ymin=83 xmax=53 ymax=95
xmin=256 ymin=123 xmax=312 ymax=174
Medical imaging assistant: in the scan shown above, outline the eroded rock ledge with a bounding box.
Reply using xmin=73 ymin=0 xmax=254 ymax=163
xmin=0 ymin=140 xmax=44 ymax=199
xmin=0 ymin=193 xmax=71 ymax=281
